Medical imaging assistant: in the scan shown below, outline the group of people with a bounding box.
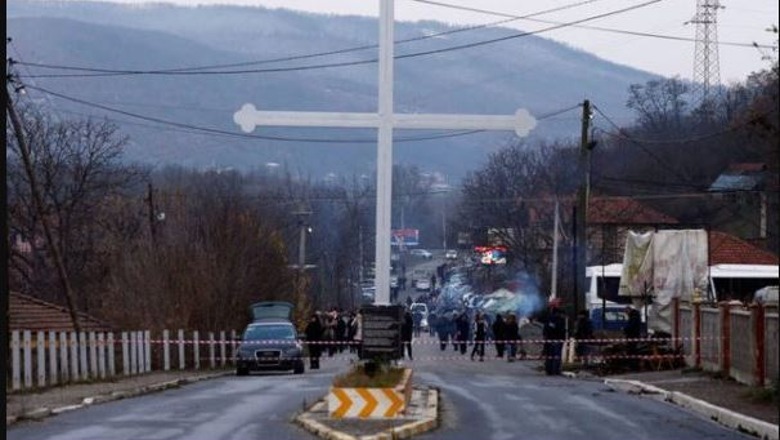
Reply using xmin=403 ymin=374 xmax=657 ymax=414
xmin=429 ymin=310 xmax=527 ymax=362
xmin=304 ymin=309 xmax=363 ymax=369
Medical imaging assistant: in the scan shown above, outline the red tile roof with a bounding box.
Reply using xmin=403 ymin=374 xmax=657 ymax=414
xmin=709 ymin=231 xmax=779 ymax=265
xmin=9 ymin=292 xmax=112 ymax=332
xmin=588 ymin=197 xmax=679 ymax=224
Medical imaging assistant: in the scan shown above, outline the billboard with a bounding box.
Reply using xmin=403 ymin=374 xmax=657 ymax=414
xmin=391 ymin=228 xmax=419 ymax=247
xmin=475 ymin=245 xmax=507 ymax=265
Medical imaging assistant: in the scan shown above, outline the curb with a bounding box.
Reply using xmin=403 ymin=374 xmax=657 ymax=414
xmin=604 ymin=379 xmax=779 ymax=440
xmin=295 ymin=388 xmax=439 ymax=440
xmin=7 ymin=370 xmax=232 ymax=428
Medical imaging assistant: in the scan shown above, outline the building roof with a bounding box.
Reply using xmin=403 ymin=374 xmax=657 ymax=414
xmin=587 ymin=197 xmax=679 ymax=225
xmin=709 ymin=231 xmax=779 ymax=265
xmin=708 ymin=162 xmax=767 ymax=192
xmin=9 ymin=292 xmax=112 ymax=332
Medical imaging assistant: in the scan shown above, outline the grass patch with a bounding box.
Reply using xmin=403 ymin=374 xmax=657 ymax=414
xmin=741 ymin=382 xmax=780 ymax=406
xmin=332 ymin=364 xmax=405 ymax=388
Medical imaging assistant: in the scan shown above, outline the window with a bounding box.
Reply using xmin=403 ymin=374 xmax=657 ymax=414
xmin=243 ymin=324 xmax=296 ymax=341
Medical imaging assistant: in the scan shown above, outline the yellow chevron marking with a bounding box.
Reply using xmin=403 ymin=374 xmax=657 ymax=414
xmin=332 ymin=388 xmax=353 ymax=419
xmin=356 ymin=388 xmax=378 ymax=418
xmin=382 ymin=388 xmax=404 ymax=417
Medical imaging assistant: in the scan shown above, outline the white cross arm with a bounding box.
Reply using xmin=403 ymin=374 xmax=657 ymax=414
xmin=234 ymin=104 xmax=537 ymax=138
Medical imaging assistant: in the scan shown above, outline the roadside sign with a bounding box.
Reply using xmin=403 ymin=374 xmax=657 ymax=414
xmin=391 ymin=229 xmax=419 ymax=247
xmin=360 ymin=305 xmax=403 ymax=361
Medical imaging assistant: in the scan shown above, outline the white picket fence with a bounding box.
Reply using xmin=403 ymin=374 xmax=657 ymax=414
xmin=7 ymin=329 xmax=239 ymax=391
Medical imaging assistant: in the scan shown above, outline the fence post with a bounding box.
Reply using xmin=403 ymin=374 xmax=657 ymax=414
xmin=59 ymin=332 xmax=69 ymax=382
xmin=753 ymin=304 xmax=765 ymax=387
xmin=89 ymin=332 xmax=98 ymax=379
xmin=220 ymin=330 xmax=226 ymax=367
xmin=231 ymin=330 xmax=237 ymax=365
xmin=79 ymin=331 xmax=88 ymax=380
xmin=11 ymin=330 xmax=20 ymax=391
xmin=178 ymin=329 xmax=185 ymax=370
xmin=122 ymin=331 xmax=130 ymax=375
xmin=145 ymin=330 xmax=151 ymax=373
xmin=98 ymin=332 xmax=106 ymax=379
xmin=163 ymin=329 xmax=170 ymax=371
xmin=108 ymin=332 xmax=116 ymax=376
xmin=23 ymin=330 xmax=32 ymax=389
xmin=209 ymin=332 xmax=215 ymax=369
xmin=49 ymin=331 xmax=58 ymax=385
xmin=70 ymin=332 xmax=80 ymax=381
xmin=36 ymin=331 xmax=46 ymax=388
xmin=693 ymin=302 xmax=701 ymax=368
xmin=193 ymin=331 xmax=200 ymax=370
xmin=719 ymin=302 xmax=731 ymax=373
xmin=672 ymin=298 xmax=680 ymax=347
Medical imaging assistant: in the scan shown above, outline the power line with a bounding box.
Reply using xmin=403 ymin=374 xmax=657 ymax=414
xmin=22 ymin=83 xmax=580 ymax=144
xmin=15 ymin=0 xmax=663 ymax=79
xmin=11 ymin=0 xmax=600 ymax=78
xmin=411 ymin=0 xmax=773 ymax=49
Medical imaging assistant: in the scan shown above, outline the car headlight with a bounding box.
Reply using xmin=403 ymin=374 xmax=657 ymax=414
xmin=236 ymin=346 xmax=254 ymax=359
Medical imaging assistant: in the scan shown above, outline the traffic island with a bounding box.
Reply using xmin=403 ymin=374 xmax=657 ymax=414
xmin=295 ymin=386 xmax=438 ymax=440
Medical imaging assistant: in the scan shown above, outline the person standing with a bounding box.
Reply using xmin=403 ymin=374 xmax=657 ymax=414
xmin=542 ymin=300 xmax=567 ymax=375
xmin=428 ymin=311 xmax=438 ymax=337
xmin=402 ymin=310 xmax=414 ymax=360
xmin=305 ymin=313 xmax=323 ymax=369
xmin=504 ymin=313 xmax=520 ymax=362
xmin=471 ymin=312 xmax=488 ymax=361
xmin=492 ymin=313 xmax=506 ymax=358
xmin=455 ymin=311 xmax=470 ymax=355
xmin=354 ymin=310 xmax=363 ymax=359
xmin=624 ymin=306 xmax=642 ymax=370
xmin=574 ymin=310 xmax=594 ymax=365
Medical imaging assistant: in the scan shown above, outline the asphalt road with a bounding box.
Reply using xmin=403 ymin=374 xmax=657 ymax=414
xmin=8 ymin=333 xmax=755 ymax=440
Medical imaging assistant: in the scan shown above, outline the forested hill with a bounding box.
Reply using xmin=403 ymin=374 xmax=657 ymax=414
xmin=7 ymin=0 xmax=655 ymax=179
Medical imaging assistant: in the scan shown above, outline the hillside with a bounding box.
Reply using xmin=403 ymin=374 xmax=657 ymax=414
xmin=7 ymin=1 xmax=656 ymax=180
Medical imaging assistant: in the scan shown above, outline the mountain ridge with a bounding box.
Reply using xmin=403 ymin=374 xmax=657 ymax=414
xmin=7 ymin=0 xmax=656 ymax=180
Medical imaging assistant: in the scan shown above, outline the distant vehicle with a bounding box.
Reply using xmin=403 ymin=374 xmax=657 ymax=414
xmin=754 ymin=286 xmax=779 ymax=304
xmin=415 ymin=278 xmax=431 ymax=292
xmin=235 ymin=302 xmax=305 ymax=376
xmin=445 ymin=249 xmax=458 ymax=260
xmin=391 ymin=253 xmax=401 ymax=262
xmin=390 ymin=275 xmax=399 ymax=288
xmin=410 ymin=302 xmax=429 ymax=330
xmin=410 ymin=249 xmax=433 ymax=259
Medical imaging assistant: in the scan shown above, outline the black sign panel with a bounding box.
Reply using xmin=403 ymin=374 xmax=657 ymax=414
xmin=360 ymin=304 xmax=404 ymax=361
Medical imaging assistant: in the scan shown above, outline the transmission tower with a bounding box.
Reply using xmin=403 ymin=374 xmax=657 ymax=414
xmin=688 ymin=0 xmax=724 ymax=109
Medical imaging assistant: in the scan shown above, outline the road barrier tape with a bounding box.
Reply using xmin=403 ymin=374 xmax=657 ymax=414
xmin=137 ymin=335 xmax=719 ymax=345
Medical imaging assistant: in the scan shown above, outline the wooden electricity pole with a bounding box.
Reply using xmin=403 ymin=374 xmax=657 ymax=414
xmin=6 ymin=87 xmax=82 ymax=332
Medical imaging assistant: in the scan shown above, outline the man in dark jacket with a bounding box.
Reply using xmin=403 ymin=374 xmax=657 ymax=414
xmin=574 ymin=310 xmax=594 ymax=365
xmin=471 ymin=312 xmax=488 ymax=361
xmin=624 ymin=306 xmax=642 ymax=370
xmin=401 ymin=310 xmax=414 ymax=360
xmin=455 ymin=311 xmax=470 ymax=355
xmin=305 ymin=313 xmax=323 ymax=369
xmin=542 ymin=300 xmax=567 ymax=375
xmin=492 ymin=313 xmax=506 ymax=358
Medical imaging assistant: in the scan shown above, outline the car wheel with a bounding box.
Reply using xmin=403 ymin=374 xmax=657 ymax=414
xmin=236 ymin=366 xmax=249 ymax=376
xmin=294 ymin=362 xmax=305 ymax=375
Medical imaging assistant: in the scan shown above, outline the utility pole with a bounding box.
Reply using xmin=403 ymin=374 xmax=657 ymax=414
xmin=574 ymin=99 xmax=592 ymax=315
xmin=6 ymin=84 xmax=82 ymax=332
xmin=147 ymin=182 xmax=157 ymax=246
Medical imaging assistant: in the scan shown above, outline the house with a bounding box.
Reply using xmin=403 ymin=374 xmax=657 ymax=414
xmin=587 ymin=196 xmax=679 ymax=265
xmin=9 ymin=292 xmax=112 ymax=332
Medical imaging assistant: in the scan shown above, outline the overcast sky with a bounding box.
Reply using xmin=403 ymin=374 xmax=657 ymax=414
xmin=67 ymin=0 xmax=779 ymax=82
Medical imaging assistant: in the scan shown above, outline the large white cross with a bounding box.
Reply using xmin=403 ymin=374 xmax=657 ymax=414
xmin=234 ymin=0 xmax=537 ymax=305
